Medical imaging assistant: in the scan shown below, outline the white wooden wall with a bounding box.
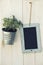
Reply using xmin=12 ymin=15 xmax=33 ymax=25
xmin=0 ymin=0 xmax=43 ymax=65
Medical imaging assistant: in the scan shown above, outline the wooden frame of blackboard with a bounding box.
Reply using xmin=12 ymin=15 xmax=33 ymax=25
xmin=20 ymin=23 xmax=41 ymax=53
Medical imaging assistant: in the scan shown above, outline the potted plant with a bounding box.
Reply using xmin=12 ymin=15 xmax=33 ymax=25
xmin=2 ymin=15 xmax=23 ymax=45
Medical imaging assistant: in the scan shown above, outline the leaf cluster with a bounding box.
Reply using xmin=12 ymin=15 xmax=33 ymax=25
xmin=3 ymin=15 xmax=23 ymax=31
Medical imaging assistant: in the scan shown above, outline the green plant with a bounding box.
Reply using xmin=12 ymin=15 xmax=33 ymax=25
xmin=3 ymin=15 xmax=23 ymax=31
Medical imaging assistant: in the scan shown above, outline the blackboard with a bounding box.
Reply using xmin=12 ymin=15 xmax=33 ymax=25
xmin=20 ymin=24 xmax=41 ymax=52
xmin=23 ymin=27 xmax=38 ymax=49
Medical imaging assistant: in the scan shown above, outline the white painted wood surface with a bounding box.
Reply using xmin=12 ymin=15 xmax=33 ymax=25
xmin=0 ymin=0 xmax=43 ymax=65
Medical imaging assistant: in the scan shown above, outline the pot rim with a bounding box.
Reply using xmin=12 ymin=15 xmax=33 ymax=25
xmin=2 ymin=28 xmax=17 ymax=32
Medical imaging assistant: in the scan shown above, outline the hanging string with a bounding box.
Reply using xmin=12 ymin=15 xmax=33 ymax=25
xmin=29 ymin=2 xmax=32 ymax=25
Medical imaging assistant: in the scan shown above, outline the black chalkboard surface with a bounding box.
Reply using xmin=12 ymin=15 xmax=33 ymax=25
xmin=20 ymin=24 xmax=41 ymax=52
xmin=23 ymin=27 xmax=37 ymax=49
